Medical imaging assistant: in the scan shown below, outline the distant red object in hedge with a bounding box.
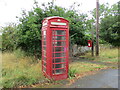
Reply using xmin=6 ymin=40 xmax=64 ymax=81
xmin=88 ymin=40 xmax=92 ymax=47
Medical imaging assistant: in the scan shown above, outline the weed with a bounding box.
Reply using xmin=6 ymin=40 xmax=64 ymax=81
xmin=68 ymin=67 xmax=77 ymax=78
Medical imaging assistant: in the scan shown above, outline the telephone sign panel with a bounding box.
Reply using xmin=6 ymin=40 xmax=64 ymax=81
xmin=41 ymin=16 xmax=69 ymax=80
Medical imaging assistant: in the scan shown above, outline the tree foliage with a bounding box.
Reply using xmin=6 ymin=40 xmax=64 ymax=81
xmin=1 ymin=1 xmax=90 ymax=57
xmin=100 ymin=2 xmax=120 ymax=46
xmin=90 ymin=2 xmax=119 ymax=46
xmin=1 ymin=23 xmax=18 ymax=51
xmin=15 ymin=1 xmax=89 ymax=57
xmin=1 ymin=1 xmax=119 ymax=58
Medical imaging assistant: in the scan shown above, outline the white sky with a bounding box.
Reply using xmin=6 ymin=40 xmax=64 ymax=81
xmin=0 ymin=0 xmax=119 ymax=27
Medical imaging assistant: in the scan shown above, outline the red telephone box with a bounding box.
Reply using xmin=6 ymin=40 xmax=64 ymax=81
xmin=41 ymin=16 xmax=69 ymax=80
xmin=88 ymin=40 xmax=92 ymax=47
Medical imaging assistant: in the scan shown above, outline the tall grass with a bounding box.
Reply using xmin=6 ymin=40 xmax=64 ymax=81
xmin=85 ymin=48 xmax=118 ymax=63
xmin=100 ymin=48 xmax=118 ymax=58
xmin=2 ymin=49 xmax=45 ymax=88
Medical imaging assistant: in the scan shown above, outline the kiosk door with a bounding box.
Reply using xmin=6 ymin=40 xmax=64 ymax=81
xmin=52 ymin=29 xmax=67 ymax=75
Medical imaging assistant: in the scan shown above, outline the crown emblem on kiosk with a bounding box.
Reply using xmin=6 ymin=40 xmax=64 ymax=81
xmin=57 ymin=19 xmax=61 ymax=21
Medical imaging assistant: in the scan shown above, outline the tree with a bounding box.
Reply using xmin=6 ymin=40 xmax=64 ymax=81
xmin=90 ymin=2 xmax=119 ymax=46
xmin=16 ymin=1 xmax=89 ymax=58
xmin=1 ymin=23 xmax=17 ymax=51
xmin=17 ymin=8 xmax=43 ymax=57
xmin=100 ymin=2 xmax=120 ymax=46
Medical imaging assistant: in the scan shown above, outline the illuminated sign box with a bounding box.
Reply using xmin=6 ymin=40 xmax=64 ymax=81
xmin=51 ymin=22 xmax=67 ymax=26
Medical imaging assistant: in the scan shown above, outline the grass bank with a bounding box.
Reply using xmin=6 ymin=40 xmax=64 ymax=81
xmin=84 ymin=48 xmax=118 ymax=64
xmin=1 ymin=48 xmax=118 ymax=88
xmin=1 ymin=50 xmax=46 ymax=88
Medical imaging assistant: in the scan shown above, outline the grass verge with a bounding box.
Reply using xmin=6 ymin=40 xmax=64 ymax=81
xmin=36 ymin=61 xmax=107 ymax=88
xmin=1 ymin=48 xmax=118 ymax=88
xmin=81 ymin=48 xmax=118 ymax=64
xmin=2 ymin=51 xmax=46 ymax=88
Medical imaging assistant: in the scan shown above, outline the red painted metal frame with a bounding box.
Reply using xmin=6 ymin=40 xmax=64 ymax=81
xmin=41 ymin=16 xmax=69 ymax=80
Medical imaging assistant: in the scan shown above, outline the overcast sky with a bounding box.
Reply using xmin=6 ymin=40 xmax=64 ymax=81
xmin=0 ymin=0 xmax=119 ymax=27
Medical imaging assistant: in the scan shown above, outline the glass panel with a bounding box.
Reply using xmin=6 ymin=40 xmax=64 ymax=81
xmin=43 ymin=35 xmax=46 ymax=40
xmin=52 ymin=70 xmax=55 ymax=74
xmin=55 ymin=30 xmax=66 ymax=35
xmin=55 ymin=69 xmax=66 ymax=74
xmin=43 ymin=67 xmax=46 ymax=72
xmin=43 ymin=57 xmax=46 ymax=61
xmin=53 ymin=58 xmax=65 ymax=63
xmin=44 ymin=62 xmax=46 ymax=66
xmin=43 ymin=51 xmax=46 ymax=56
xmin=53 ymin=64 xmax=65 ymax=68
xmin=53 ymin=53 xmax=65 ymax=57
xmin=43 ymin=41 xmax=46 ymax=45
xmin=58 ymin=41 xmax=65 ymax=46
xmin=43 ymin=31 xmax=46 ymax=35
xmin=52 ymin=30 xmax=66 ymax=75
xmin=53 ymin=53 xmax=59 ymax=57
xmin=54 ymin=47 xmax=64 ymax=52
xmin=53 ymin=36 xmax=65 ymax=40
xmin=43 ymin=46 xmax=46 ymax=51
xmin=53 ymin=41 xmax=65 ymax=46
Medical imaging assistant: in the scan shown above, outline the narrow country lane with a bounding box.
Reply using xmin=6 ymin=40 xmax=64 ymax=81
xmin=68 ymin=69 xmax=118 ymax=88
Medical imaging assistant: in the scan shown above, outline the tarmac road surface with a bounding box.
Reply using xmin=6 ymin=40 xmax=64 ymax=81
xmin=69 ymin=69 xmax=118 ymax=88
